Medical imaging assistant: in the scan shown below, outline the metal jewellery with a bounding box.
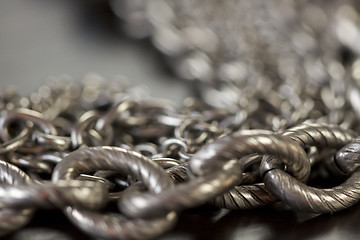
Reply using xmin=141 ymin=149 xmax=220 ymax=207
xmin=2 ymin=0 xmax=360 ymax=239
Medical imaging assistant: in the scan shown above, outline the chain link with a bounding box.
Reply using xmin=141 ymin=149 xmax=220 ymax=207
xmin=2 ymin=1 xmax=360 ymax=239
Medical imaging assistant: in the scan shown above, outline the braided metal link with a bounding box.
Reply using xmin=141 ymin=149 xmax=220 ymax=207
xmin=262 ymin=124 xmax=359 ymax=213
xmin=52 ymin=146 xmax=177 ymax=240
xmin=64 ymin=207 xmax=177 ymax=240
xmin=0 ymin=180 xmax=107 ymax=210
xmin=52 ymin=146 xmax=173 ymax=193
xmin=211 ymin=183 xmax=276 ymax=210
xmin=118 ymin=133 xmax=310 ymax=217
xmin=211 ymin=124 xmax=356 ymax=210
xmin=189 ymin=133 xmax=310 ymax=180
xmin=165 ymin=163 xmax=189 ymax=183
xmin=263 ymin=168 xmax=360 ymax=213
xmin=261 ymin=124 xmax=357 ymax=176
xmin=205 ymin=133 xmax=310 ymax=210
xmin=118 ymin=159 xmax=243 ymax=218
xmin=4 ymin=0 xmax=360 ymax=235
xmin=0 ymin=160 xmax=34 ymax=236
xmin=1 ymin=78 xmax=360 ymax=237
xmin=335 ymin=137 xmax=360 ymax=174
xmin=283 ymin=123 xmax=356 ymax=149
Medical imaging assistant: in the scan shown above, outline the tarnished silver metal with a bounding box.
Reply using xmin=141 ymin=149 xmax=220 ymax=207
xmin=152 ymin=157 xmax=182 ymax=169
xmin=0 ymin=108 xmax=59 ymax=154
xmin=261 ymin=124 xmax=359 ymax=213
xmin=335 ymin=137 xmax=360 ymax=174
xmin=0 ymin=128 xmax=29 ymax=154
xmin=4 ymin=0 xmax=360 ymax=238
xmin=203 ymin=124 xmax=357 ymax=210
xmin=32 ymin=131 xmax=71 ymax=151
xmin=165 ymin=163 xmax=189 ymax=183
xmin=71 ymin=110 xmax=113 ymax=149
xmin=212 ymin=183 xmax=276 ymax=210
xmin=64 ymin=207 xmax=177 ymax=240
xmin=0 ymin=160 xmax=34 ymax=236
xmin=94 ymin=100 xmax=135 ymax=131
xmin=260 ymin=123 xmax=357 ymax=176
xmin=191 ymin=132 xmax=310 ymax=210
xmin=0 ymin=180 xmax=107 ymax=210
xmin=2 ymin=73 xmax=360 ymax=237
xmin=0 ymin=108 xmax=57 ymax=141
xmin=190 ymin=132 xmax=310 ymax=180
xmin=118 ymin=159 xmax=243 ymax=218
xmin=263 ymin=167 xmax=360 ymax=213
xmin=52 ymin=146 xmax=177 ymax=240
xmin=282 ymin=124 xmax=356 ymax=150
xmin=4 ymin=152 xmax=53 ymax=174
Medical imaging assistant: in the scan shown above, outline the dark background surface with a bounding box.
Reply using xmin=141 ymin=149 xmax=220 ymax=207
xmin=1 ymin=1 xmax=360 ymax=239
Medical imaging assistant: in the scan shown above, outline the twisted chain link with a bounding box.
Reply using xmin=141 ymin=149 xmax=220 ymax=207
xmin=2 ymin=0 xmax=360 ymax=239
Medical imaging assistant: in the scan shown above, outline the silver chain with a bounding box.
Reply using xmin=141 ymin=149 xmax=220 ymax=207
xmin=2 ymin=1 xmax=360 ymax=239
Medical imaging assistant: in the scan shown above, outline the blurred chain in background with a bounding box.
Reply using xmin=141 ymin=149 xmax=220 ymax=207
xmin=2 ymin=0 xmax=360 ymax=239
xmin=113 ymin=0 xmax=360 ymax=128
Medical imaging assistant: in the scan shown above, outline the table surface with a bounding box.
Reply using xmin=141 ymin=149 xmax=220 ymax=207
xmin=1 ymin=1 xmax=360 ymax=240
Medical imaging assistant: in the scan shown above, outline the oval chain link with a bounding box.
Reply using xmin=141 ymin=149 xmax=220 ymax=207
xmin=2 ymin=1 xmax=360 ymax=239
